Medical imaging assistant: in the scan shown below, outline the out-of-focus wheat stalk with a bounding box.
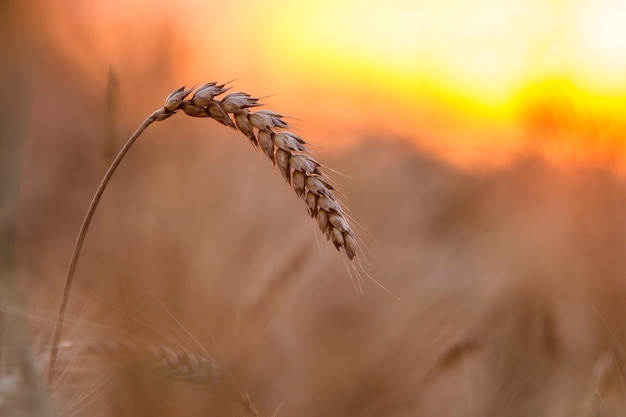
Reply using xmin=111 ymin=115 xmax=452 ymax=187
xmin=49 ymin=82 xmax=358 ymax=384
xmin=57 ymin=339 xmax=260 ymax=416
xmin=58 ymin=339 xmax=222 ymax=385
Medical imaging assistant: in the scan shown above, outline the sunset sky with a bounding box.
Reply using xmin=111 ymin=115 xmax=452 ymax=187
xmin=39 ymin=0 xmax=626 ymax=168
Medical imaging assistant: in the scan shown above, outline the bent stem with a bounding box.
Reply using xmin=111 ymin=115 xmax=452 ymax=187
xmin=48 ymin=107 xmax=169 ymax=384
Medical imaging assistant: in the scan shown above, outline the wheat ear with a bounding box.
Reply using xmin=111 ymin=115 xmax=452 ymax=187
xmin=58 ymin=339 xmax=260 ymax=415
xmin=49 ymin=82 xmax=358 ymax=384
xmin=57 ymin=340 xmax=222 ymax=385
xmin=182 ymin=82 xmax=358 ymax=259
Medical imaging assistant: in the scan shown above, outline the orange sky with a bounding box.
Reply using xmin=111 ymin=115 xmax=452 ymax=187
xmin=38 ymin=0 xmax=626 ymax=169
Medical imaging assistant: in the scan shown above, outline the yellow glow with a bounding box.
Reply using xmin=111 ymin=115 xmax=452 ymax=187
xmin=263 ymin=0 xmax=626 ymax=111
xmin=266 ymin=0 xmax=540 ymax=107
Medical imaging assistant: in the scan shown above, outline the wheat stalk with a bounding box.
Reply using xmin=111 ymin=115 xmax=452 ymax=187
xmin=49 ymin=82 xmax=358 ymax=383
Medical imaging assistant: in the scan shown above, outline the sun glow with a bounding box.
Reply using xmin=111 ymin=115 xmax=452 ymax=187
xmin=266 ymin=0 xmax=626 ymax=106
xmin=573 ymin=0 xmax=626 ymax=94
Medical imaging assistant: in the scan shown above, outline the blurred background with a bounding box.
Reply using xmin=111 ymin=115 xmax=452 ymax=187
xmin=3 ymin=0 xmax=626 ymax=415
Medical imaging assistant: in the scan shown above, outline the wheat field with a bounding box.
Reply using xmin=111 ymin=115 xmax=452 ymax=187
xmin=3 ymin=2 xmax=626 ymax=417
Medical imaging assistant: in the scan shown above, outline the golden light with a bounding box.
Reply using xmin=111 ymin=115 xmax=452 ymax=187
xmin=266 ymin=0 xmax=552 ymax=107
xmin=269 ymin=0 xmax=626 ymax=98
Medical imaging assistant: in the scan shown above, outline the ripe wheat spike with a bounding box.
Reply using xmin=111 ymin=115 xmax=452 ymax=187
xmin=173 ymin=82 xmax=358 ymax=259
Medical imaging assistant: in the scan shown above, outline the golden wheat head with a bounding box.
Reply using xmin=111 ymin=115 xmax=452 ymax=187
xmin=163 ymin=82 xmax=358 ymax=260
